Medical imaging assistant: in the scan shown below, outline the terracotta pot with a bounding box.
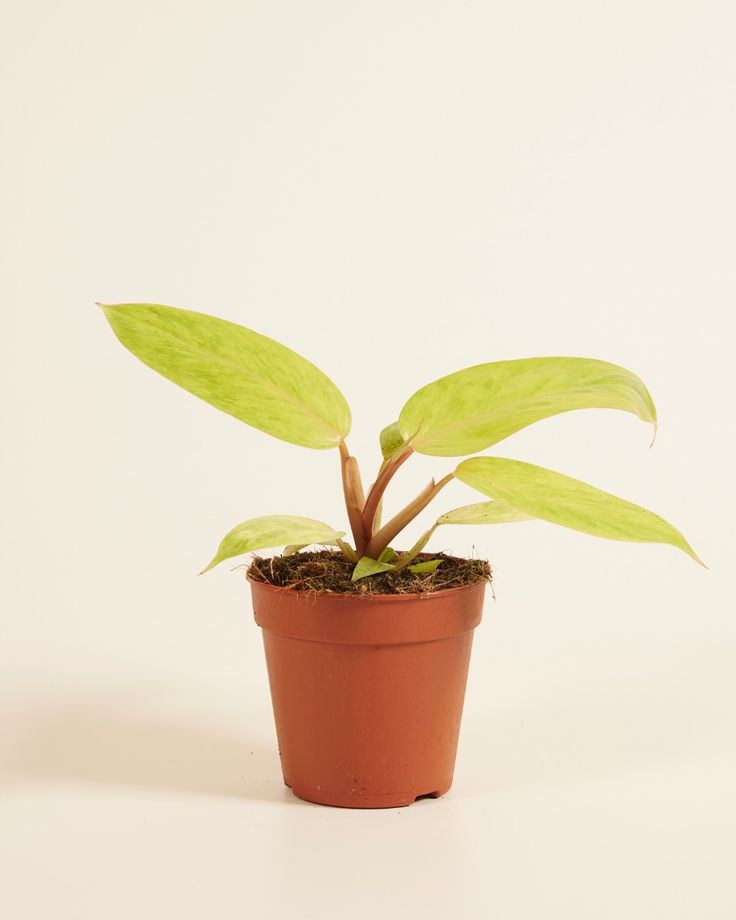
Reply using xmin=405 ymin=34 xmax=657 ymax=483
xmin=249 ymin=577 xmax=486 ymax=808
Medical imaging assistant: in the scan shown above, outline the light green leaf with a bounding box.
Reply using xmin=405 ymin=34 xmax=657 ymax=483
xmin=378 ymin=546 xmax=398 ymax=563
xmin=438 ymin=500 xmax=535 ymax=526
xmin=399 ymin=357 xmax=656 ymax=457
xmin=100 ymin=303 xmax=351 ymax=450
xmin=392 ymin=528 xmax=436 ymax=570
xmin=408 ymin=559 xmax=443 ymax=574
xmin=456 ymin=457 xmax=702 ymax=563
xmin=393 ymin=500 xmax=532 ymax=569
xmin=374 ymin=423 xmax=412 ymax=532
xmin=351 ymin=556 xmax=397 ymax=581
xmin=202 ymin=515 xmax=345 ymax=573
xmin=379 ymin=422 xmax=406 ymax=459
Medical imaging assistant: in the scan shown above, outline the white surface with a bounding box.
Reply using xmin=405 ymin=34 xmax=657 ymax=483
xmin=1 ymin=1 xmax=735 ymax=918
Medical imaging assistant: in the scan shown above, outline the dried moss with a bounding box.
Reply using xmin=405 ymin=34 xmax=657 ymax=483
xmin=248 ymin=550 xmax=491 ymax=596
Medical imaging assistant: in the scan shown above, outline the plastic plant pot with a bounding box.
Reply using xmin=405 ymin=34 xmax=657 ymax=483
xmin=250 ymin=577 xmax=486 ymax=808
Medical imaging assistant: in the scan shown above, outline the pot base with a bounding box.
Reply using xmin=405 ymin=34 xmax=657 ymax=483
xmin=285 ymin=779 xmax=451 ymax=809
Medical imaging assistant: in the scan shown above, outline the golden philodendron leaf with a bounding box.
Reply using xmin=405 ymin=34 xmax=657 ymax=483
xmin=351 ymin=556 xmax=397 ymax=581
xmin=399 ymin=356 xmax=656 ymax=457
xmin=455 ymin=456 xmax=703 ymax=564
xmin=100 ymin=303 xmax=351 ymax=449
xmin=379 ymin=421 xmax=407 ymax=459
xmin=202 ymin=515 xmax=345 ymax=573
xmin=437 ymin=500 xmax=535 ymax=526
xmin=392 ymin=499 xmax=532 ymax=569
xmin=407 ymin=559 xmax=443 ymax=574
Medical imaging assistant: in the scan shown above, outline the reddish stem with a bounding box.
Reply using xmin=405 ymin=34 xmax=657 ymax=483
xmin=339 ymin=441 xmax=367 ymax=554
xmin=361 ymin=446 xmax=413 ymax=540
xmin=365 ymin=473 xmax=454 ymax=559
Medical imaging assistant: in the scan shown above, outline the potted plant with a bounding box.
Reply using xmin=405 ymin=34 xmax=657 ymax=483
xmin=99 ymin=302 xmax=702 ymax=808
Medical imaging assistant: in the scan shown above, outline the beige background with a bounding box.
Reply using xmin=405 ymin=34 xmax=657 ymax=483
xmin=1 ymin=1 xmax=735 ymax=917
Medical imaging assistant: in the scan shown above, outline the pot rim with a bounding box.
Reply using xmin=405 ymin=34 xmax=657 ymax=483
xmin=246 ymin=573 xmax=490 ymax=602
xmin=249 ymin=573 xmax=486 ymax=643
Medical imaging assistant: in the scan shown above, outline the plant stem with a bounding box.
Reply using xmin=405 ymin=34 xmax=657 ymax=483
xmin=361 ymin=446 xmax=413 ymax=540
xmin=392 ymin=524 xmax=439 ymax=570
xmin=339 ymin=441 xmax=367 ymax=554
xmin=364 ymin=473 xmax=454 ymax=559
xmin=336 ymin=538 xmax=359 ymax=562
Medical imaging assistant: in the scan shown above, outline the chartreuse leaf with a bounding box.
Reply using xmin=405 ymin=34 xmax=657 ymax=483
xmin=408 ymin=559 xmax=443 ymax=574
xmin=351 ymin=556 xmax=396 ymax=581
xmin=437 ymin=500 xmax=534 ymax=526
xmin=100 ymin=303 xmax=351 ymax=449
xmin=353 ymin=553 xmax=444 ymax=578
xmin=392 ymin=529 xmax=435 ymax=569
xmin=202 ymin=515 xmax=345 ymax=573
xmin=379 ymin=422 xmax=406 ymax=460
xmin=286 ymin=539 xmax=355 ymax=559
xmin=357 ymin=501 xmax=533 ymax=576
xmin=375 ymin=424 xmax=412 ymax=532
xmin=398 ymin=357 xmax=656 ymax=457
xmin=393 ymin=500 xmax=532 ymax=570
xmin=455 ymin=457 xmax=702 ymax=563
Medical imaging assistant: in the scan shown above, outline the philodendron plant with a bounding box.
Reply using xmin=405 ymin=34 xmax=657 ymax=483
xmin=99 ymin=303 xmax=702 ymax=580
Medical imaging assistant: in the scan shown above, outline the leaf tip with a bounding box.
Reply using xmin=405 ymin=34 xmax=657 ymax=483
xmin=689 ymin=548 xmax=708 ymax=569
xmin=649 ymin=421 xmax=658 ymax=448
xmin=679 ymin=536 xmax=706 ymax=568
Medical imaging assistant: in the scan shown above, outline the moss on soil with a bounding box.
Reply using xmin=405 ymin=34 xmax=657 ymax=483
xmin=248 ymin=550 xmax=491 ymax=596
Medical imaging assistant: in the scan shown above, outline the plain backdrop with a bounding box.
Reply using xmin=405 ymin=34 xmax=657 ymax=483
xmin=1 ymin=2 xmax=734 ymax=918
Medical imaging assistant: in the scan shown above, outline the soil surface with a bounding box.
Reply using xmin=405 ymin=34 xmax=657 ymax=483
xmin=248 ymin=550 xmax=491 ymax=595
